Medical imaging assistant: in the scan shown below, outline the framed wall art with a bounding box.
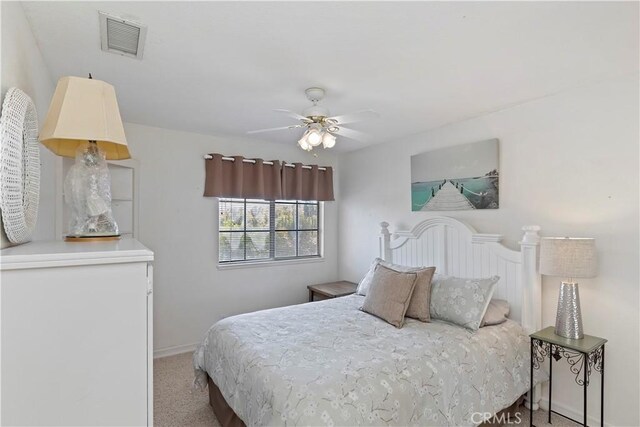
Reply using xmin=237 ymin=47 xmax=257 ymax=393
xmin=411 ymin=139 xmax=499 ymax=211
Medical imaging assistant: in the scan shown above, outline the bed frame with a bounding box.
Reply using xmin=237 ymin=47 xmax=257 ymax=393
xmin=206 ymin=216 xmax=544 ymax=426
xmin=379 ymin=216 xmax=543 ymax=409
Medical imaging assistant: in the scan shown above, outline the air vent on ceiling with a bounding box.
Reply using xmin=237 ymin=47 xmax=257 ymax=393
xmin=99 ymin=11 xmax=147 ymax=59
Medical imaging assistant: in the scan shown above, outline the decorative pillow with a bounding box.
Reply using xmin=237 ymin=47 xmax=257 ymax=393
xmin=356 ymin=258 xmax=436 ymax=322
xmin=430 ymin=275 xmax=500 ymax=331
xmin=480 ymin=299 xmax=510 ymax=327
xmin=379 ymin=262 xmax=435 ymax=322
xmin=356 ymin=258 xmax=381 ymax=296
xmin=361 ymin=265 xmax=418 ymax=328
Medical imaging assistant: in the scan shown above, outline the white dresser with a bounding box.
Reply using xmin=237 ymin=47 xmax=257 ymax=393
xmin=0 ymin=239 xmax=153 ymax=426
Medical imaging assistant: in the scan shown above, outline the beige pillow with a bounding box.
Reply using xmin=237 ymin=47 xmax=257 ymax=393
xmin=376 ymin=261 xmax=436 ymax=321
xmin=403 ymin=266 xmax=436 ymax=322
xmin=357 ymin=258 xmax=413 ymax=295
xmin=480 ymin=299 xmax=510 ymax=327
xmin=358 ymin=259 xmax=436 ymax=321
xmin=361 ymin=265 xmax=418 ymax=328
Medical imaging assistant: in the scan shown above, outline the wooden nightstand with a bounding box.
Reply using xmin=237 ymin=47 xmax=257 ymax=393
xmin=308 ymin=281 xmax=357 ymax=302
xmin=529 ymin=327 xmax=606 ymax=427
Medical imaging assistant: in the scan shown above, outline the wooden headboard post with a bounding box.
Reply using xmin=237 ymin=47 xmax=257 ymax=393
xmin=379 ymin=216 xmax=543 ymax=409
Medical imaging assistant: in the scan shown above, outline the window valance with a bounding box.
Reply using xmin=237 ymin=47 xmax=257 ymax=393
xmin=203 ymin=153 xmax=334 ymax=201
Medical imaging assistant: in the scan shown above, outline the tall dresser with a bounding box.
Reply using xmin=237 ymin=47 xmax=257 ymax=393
xmin=0 ymin=239 xmax=154 ymax=426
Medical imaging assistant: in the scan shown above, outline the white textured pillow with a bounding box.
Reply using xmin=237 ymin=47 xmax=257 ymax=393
xmin=356 ymin=258 xmax=381 ymax=296
xmin=430 ymin=275 xmax=500 ymax=331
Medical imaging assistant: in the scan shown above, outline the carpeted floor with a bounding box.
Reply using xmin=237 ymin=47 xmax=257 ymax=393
xmin=154 ymin=352 xmax=221 ymax=427
xmin=154 ymin=352 xmax=577 ymax=427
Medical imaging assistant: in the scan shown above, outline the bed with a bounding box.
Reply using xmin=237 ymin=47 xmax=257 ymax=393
xmin=194 ymin=216 xmax=545 ymax=426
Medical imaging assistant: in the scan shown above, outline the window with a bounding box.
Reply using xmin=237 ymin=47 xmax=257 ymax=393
xmin=218 ymin=199 xmax=321 ymax=263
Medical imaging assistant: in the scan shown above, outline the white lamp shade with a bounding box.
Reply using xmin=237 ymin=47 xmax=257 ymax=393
xmin=40 ymin=76 xmax=130 ymax=160
xmin=539 ymin=237 xmax=597 ymax=279
xmin=298 ymin=133 xmax=311 ymax=151
xmin=322 ymin=132 xmax=336 ymax=148
xmin=306 ymin=129 xmax=322 ymax=146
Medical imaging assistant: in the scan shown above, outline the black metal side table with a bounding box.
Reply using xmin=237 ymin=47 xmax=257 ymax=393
xmin=529 ymin=327 xmax=606 ymax=427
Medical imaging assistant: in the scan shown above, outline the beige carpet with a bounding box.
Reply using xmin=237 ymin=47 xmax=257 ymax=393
xmin=154 ymin=352 xmax=221 ymax=427
xmin=154 ymin=352 xmax=577 ymax=427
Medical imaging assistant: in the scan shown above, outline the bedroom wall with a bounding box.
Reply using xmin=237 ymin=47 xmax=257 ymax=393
xmin=122 ymin=123 xmax=340 ymax=356
xmin=337 ymin=74 xmax=639 ymax=426
xmin=0 ymin=2 xmax=56 ymax=248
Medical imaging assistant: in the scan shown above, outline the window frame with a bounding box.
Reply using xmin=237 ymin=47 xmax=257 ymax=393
xmin=217 ymin=198 xmax=322 ymax=266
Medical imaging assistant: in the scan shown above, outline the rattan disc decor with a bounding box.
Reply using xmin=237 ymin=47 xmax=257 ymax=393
xmin=0 ymin=88 xmax=40 ymax=244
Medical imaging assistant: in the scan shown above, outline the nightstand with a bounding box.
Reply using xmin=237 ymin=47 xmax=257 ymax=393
xmin=307 ymin=281 xmax=357 ymax=302
xmin=529 ymin=327 xmax=606 ymax=427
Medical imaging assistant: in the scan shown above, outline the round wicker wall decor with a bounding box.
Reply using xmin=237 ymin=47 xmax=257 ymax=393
xmin=0 ymin=88 xmax=40 ymax=243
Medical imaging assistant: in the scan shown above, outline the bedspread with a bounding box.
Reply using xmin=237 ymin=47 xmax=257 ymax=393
xmin=194 ymin=295 xmax=542 ymax=426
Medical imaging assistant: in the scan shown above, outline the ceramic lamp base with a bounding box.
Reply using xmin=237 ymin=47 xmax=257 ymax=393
xmin=555 ymin=281 xmax=584 ymax=339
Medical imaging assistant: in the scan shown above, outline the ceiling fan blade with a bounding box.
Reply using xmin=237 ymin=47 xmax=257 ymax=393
xmin=333 ymin=126 xmax=367 ymax=141
xmin=247 ymin=124 xmax=305 ymax=134
xmin=327 ymin=109 xmax=379 ymax=125
xmin=274 ymin=109 xmax=311 ymax=122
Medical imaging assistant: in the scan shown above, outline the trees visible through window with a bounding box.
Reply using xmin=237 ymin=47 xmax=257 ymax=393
xmin=218 ymin=199 xmax=320 ymax=263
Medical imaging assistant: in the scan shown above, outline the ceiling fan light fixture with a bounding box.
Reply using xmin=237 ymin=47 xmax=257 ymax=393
xmin=322 ymin=132 xmax=336 ymax=149
xmin=298 ymin=133 xmax=312 ymax=151
xmin=302 ymin=105 xmax=330 ymax=118
xmin=249 ymin=87 xmax=376 ymax=152
xmin=306 ymin=127 xmax=323 ymax=147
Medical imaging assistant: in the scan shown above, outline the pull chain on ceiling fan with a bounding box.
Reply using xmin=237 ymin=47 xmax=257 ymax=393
xmin=247 ymin=87 xmax=379 ymax=151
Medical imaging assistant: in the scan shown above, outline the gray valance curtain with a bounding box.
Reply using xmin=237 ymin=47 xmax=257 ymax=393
xmin=203 ymin=153 xmax=334 ymax=201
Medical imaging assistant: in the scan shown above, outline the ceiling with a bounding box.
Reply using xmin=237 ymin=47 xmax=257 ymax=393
xmin=21 ymin=1 xmax=639 ymax=152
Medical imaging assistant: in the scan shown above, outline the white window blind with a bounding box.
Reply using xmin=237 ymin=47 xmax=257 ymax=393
xmin=218 ymin=199 xmax=320 ymax=263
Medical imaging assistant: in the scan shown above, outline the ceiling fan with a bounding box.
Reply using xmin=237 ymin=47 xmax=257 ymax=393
xmin=247 ymin=87 xmax=379 ymax=151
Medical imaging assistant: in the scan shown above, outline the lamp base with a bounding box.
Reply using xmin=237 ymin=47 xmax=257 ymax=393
xmin=64 ymin=141 xmax=120 ymax=239
xmin=65 ymin=235 xmax=121 ymax=242
xmin=555 ymin=281 xmax=584 ymax=339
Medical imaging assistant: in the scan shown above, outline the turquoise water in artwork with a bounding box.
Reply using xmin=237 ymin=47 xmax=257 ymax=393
xmin=411 ymin=181 xmax=440 ymax=211
xmin=411 ymin=175 xmax=499 ymax=211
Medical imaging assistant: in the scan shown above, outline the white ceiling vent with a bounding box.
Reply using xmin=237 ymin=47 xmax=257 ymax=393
xmin=99 ymin=11 xmax=147 ymax=59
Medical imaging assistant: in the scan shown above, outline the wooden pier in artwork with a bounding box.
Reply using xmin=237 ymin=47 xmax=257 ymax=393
xmin=423 ymin=181 xmax=475 ymax=211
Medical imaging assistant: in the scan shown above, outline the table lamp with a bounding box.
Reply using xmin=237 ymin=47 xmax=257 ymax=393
xmin=539 ymin=237 xmax=597 ymax=339
xmin=40 ymin=75 xmax=130 ymax=241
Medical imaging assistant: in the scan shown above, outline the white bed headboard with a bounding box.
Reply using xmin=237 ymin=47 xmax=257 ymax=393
xmin=379 ymin=216 xmax=541 ymax=333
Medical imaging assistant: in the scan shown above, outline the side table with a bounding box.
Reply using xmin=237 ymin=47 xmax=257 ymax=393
xmin=529 ymin=326 xmax=606 ymax=427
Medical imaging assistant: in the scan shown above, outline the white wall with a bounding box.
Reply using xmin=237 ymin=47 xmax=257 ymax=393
xmin=0 ymin=2 xmax=56 ymax=248
xmin=338 ymin=74 xmax=639 ymax=426
xmin=123 ymin=123 xmax=340 ymax=355
xmin=4 ymin=4 xmax=638 ymax=422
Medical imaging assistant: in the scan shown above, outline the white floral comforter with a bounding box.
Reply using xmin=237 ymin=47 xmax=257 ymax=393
xmin=194 ymin=295 xmax=540 ymax=426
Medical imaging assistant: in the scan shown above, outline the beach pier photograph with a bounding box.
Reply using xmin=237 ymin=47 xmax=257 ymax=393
xmin=411 ymin=139 xmax=499 ymax=211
